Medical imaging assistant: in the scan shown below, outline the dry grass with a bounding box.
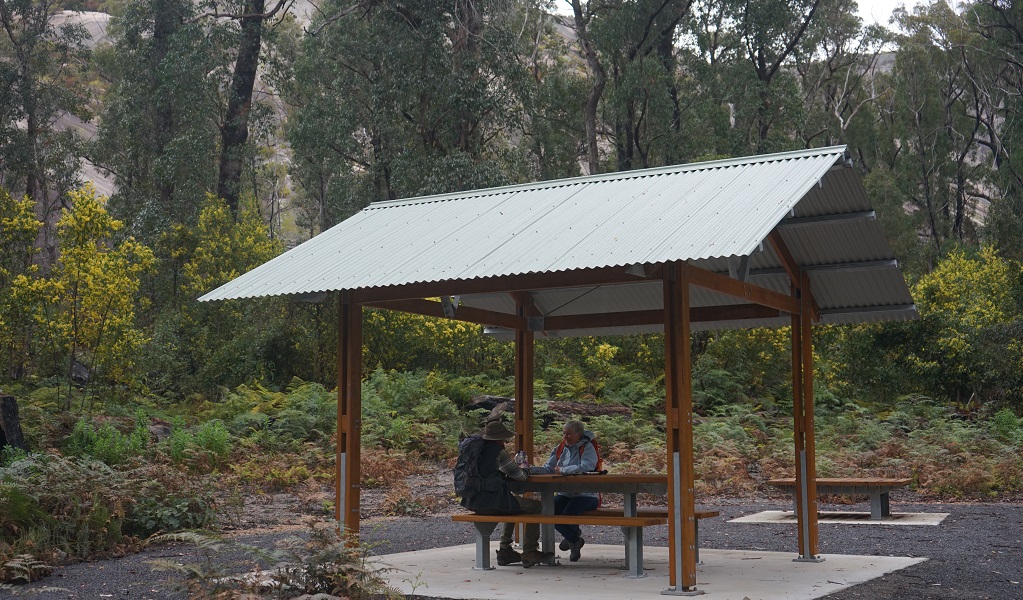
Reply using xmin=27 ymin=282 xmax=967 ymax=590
xmin=360 ymin=448 xmax=430 ymax=489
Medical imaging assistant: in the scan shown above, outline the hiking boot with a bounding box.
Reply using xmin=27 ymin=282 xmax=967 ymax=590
xmin=521 ymin=550 xmax=554 ymax=568
xmin=496 ymin=547 xmax=521 ymax=566
xmin=559 ymin=539 xmax=571 ymax=551
xmin=569 ymin=537 xmax=585 ymax=562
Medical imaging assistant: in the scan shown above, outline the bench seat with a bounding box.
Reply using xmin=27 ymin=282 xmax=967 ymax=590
xmin=767 ymin=477 xmax=912 ymax=520
xmin=582 ymin=508 xmax=719 ymax=563
xmin=452 ymin=512 xmax=667 ymax=573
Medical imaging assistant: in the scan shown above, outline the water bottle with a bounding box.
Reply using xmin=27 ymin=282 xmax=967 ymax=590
xmin=514 ymin=450 xmax=528 ymax=469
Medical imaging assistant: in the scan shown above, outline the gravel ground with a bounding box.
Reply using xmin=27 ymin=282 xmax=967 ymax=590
xmin=9 ymin=497 xmax=1022 ymax=600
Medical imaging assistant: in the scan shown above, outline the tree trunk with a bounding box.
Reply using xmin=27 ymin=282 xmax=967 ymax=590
xmin=658 ymin=24 xmax=682 ymax=164
xmin=572 ymin=0 xmax=606 ymax=175
xmin=217 ymin=0 xmax=265 ymax=216
xmin=154 ymin=0 xmax=179 ymax=214
xmin=451 ymin=0 xmax=482 ymax=155
xmin=0 ymin=395 xmax=27 ymax=451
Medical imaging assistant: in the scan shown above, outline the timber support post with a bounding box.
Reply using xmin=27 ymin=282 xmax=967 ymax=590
xmin=662 ymin=262 xmax=702 ymax=595
xmin=792 ymin=271 xmax=822 ymax=562
xmin=337 ymin=295 xmax=363 ymax=537
xmin=513 ymin=293 xmax=536 ymax=461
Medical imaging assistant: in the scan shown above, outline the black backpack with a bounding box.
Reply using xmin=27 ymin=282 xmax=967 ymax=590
xmin=453 ymin=434 xmax=485 ymax=497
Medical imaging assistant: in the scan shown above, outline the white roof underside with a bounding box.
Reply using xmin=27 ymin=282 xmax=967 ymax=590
xmin=201 ymin=146 xmax=916 ymax=335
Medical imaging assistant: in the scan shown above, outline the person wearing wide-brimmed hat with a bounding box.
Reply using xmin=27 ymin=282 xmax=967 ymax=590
xmin=458 ymin=419 xmax=553 ymax=568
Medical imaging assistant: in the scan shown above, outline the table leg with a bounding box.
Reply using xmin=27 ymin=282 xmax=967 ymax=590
xmin=541 ymin=491 xmax=556 ymax=565
xmin=472 ymin=522 xmax=498 ymax=570
xmin=870 ymin=491 xmax=890 ymax=520
xmin=623 ymin=492 xmax=645 ymax=578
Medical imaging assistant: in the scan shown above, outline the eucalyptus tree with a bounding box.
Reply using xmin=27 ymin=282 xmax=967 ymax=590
xmin=0 ymin=0 xmax=92 ymax=258
xmin=673 ymin=0 xmax=831 ymax=158
xmin=278 ymin=0 xmax=558 ymax=229
xmin=693 ymin=0 xmax=823 ymax=154
xmin=791 ymin=0 xmax=891 ymax=150
xmin=92 ymin=0 xmax=227 ymax=240
xmin=197 ymin=0 xmax=294 ymax=217
xmin=970 ymin=0 xmax=1023 ymax=262
xmin=878 ymin=3 xmax=991 ymax=263
xmin=589 ymin=0 xmax=692 ymax=170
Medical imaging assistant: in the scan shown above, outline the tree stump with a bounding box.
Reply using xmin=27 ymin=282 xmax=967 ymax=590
xmin=0 ymin=394 xmax=27 ymax=450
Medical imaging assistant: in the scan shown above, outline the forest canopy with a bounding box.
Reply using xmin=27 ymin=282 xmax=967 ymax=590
xmin=0 ymin=0 xmax=1021 ymax=413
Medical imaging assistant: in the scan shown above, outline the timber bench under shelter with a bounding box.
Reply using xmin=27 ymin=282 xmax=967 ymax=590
xmin=768 ymin=477 xmax=912 ymax=520
xmin=452 ymin=512 xmax=666 ymax=575
xmin=452 ymin=508 xmax=720 ymax=575
xmin=200 ymin=146 xmax=918 ymax=595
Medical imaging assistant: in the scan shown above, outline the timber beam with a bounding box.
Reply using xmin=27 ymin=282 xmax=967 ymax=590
xmin=767 ymin=231 xmax=821 ymax=321
xmin=688 ymin=264 xmax=800 ymax=315
xmin=350 ymin=264 xmax=658 ymax=304
xmin=364 ymin=298 xmax=523 ymax=329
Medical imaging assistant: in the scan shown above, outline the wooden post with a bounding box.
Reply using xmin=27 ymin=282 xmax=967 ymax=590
xmin=662 ymin=262 xmax=699 ymax=594
xmin=514 ymin=294 xmax=535 ymax=461
xmin=336 ymin=295 xmax=363 ymax=536
xmin=0 ymin=394 xmax=27 ymax=450
xmin=792 ymin=272 xmax=821 ymax=561
xmin=514 ymin=295 xmax=536 ymax=546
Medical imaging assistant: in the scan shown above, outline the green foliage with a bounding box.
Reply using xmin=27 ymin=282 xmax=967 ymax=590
xmin=361 ymin=369 xmax=462 ymax=457
xmin=909 ymin=249 xmax=1023 ymax=407
xmin=585 ymin=414 xmax=661 ymax=450
xmin=0 ymin=189 xmax=43 ymax=378
xmin=93 ymin=0 xmax=227 ymax=239
xmin=0 ymin=0 xmax=92 ymax=205
xmin=49 ymin=186 xmax=155 ymax=391
xmin=126 ymin=491 xmax=215 ymax=537
xmin=602 ymin=371 xmax=664 ymax=420
xmin=63 ymin=414 xmax=149 ymax=466
xmin=192 ymin=420 xmax=231 ymax=457
xmin=989 ymin=408 xmax=1023 ymax=445
xmin=163 ymin=416 xmax=232 ymax=466
xmin=364 ymin=308 xmax=512 ymax=376
xmin=0 ymin=453 xmax=216 ymax=563
xmin=139 ymin=196 xmax=292 ymax=395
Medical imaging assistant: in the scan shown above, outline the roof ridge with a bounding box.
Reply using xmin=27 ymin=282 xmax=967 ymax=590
xmin=366 ymin=145 xmax=848 ymax=211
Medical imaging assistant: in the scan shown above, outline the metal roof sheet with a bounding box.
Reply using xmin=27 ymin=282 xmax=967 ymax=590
xmin=200 ymin=145 xmax=916 ymax=333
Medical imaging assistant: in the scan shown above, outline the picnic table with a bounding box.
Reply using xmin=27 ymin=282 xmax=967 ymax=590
xmin=767 ymin=477 xmax=912 ymax=520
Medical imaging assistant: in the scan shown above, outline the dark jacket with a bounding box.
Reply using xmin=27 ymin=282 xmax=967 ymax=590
xmin=460 ymin=440 xmax=521 ymax=514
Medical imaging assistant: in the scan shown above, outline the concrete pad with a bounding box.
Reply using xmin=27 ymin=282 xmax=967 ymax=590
xmin=370 ymin=543 xmax=925 ymax=600
xmin=731 ymin=510 xmax=949 ymax=526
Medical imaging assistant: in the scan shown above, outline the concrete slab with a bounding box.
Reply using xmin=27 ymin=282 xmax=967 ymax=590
xmin=370 ymin=543 xmax=925 ymax=600
xmin=731 ymin=510 xmax=949 ymax=526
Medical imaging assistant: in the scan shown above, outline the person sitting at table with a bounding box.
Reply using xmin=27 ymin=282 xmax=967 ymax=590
xmin=540 ymin=419 xmax=599 ymax=562
xmin=459 ymin=419 xmax=554 ymax=568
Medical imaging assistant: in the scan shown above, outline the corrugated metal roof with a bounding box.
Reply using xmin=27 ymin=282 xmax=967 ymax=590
xmin=200 ymin=145 xmax=916 ymax=333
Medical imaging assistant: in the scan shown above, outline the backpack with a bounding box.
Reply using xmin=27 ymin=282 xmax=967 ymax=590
xmin=554 ymin=433 xmax=603 ymax=473
xmin=453 ymin=434 xmax=485 ymax=497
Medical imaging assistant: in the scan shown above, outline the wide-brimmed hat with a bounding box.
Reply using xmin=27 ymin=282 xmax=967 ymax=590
xmin=481 ymin=420 xmax=515 ymax=441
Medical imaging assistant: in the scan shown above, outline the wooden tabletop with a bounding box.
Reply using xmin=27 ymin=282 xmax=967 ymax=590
xmin=508 ymin=473 xmax=667 ymax=495
xmin=767 ymin=477 xmax=912 ymax=486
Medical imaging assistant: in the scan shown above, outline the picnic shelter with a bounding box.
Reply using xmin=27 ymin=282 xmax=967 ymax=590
xmin=200 ymin=145 xmax=917 ymax=595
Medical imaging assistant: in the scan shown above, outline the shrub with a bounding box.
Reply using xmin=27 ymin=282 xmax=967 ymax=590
xmin=990 ymin=408 xmax=1022 ymax=444
xmin=193 ymin=420 xmax=231 ymax=458
xmin=0 ymin=453 xmax=217 ymax=571
xmin=150 ymin=522 xmax=402 ymax=598
xmin=63 ymin=414 xmax=148 ymax=465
